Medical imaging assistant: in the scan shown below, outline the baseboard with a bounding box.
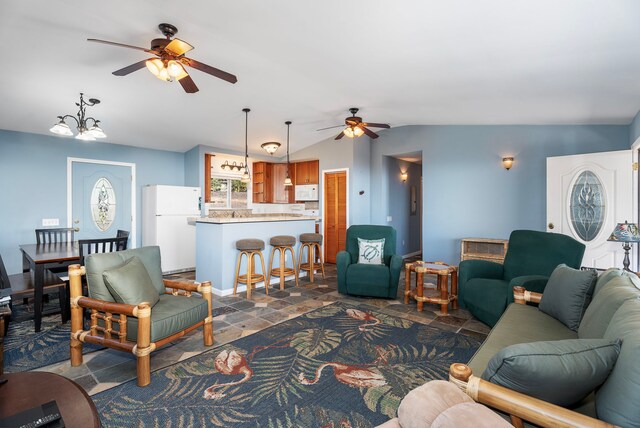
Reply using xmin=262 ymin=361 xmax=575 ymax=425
xmin=211 ymin=272 xmax=308 ymax=296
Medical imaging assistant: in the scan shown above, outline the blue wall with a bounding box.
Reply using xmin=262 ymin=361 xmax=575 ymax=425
xmin=631 ymin=110 xmax=640 ymax=145
xmin=386 ymin=157 xmax=422 ymax=256
xmin=371 ymin=125 xmax=630 ymax=265
xmin=0 ymin=130 xmax=185 ymax=274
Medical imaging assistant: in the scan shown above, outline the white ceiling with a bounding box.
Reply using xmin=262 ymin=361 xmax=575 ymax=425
xmin=1 ymin=1 xmax=639 ymax=155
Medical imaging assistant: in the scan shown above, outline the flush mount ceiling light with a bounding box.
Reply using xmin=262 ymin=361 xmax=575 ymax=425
xmin=241 ymin=108 xmax=251 ymax=183
xmin=49 ymin=93 xmax=106 ymax=141
xmin=284 ymin=121 xmax=293 ymax=187
xmin=261 ymin=141 xmax=281 ymax=156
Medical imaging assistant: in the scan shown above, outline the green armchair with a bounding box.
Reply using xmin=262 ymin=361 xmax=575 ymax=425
xmin=337 ymin=225 xmax=403 ymax=298
xmin=459 ymin=230 xmax=585 ymax=327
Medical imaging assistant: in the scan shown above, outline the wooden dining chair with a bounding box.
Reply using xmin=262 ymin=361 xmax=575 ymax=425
xmin=115 ymin=230 xmax=130 ymax=250
xmin=0 ymin=253 xmax=68 ymax=322
xmin=78 ymin=236 xmax=130 ymax=265
xmin=35 ymin=228 xmax=75 ymax=245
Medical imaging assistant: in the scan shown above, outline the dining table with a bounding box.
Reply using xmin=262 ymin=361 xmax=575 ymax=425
xmin=19 ymin=242 xmax=80 ymax=332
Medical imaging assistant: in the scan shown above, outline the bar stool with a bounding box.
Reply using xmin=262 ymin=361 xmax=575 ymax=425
xmin=298 ymin=233 xmax=325 ymax=283
xmin=267 ymin=235 xmax=298 ymax=290
xmin=234 ymin=239 xmax=268 ymax=299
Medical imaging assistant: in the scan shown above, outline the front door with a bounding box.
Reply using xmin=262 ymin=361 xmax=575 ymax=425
xmin=324 ymin=171 xmax=347 ymax=263
xmin=547 ymin=150 xmax=633 ymax=269
xmin=70 ymin=161 xmax=133 ymax=240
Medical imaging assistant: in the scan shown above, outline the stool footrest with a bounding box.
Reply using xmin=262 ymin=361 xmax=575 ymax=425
xmin=269 ymin=268 xmax=296 ymax=276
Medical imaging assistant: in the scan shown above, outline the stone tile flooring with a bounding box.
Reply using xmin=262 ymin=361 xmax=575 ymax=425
xmin=38 ymin=262 xmax=489 ymax=395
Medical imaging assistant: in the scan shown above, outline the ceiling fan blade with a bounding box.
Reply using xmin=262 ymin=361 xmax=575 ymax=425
xmin=165 ymin=38 xmax=194 ymax=56
xmin=335 ymin=131 xmax=346 ymax=140
xmin=112 ymin=59 xmax=148 ymax=76
xmin=316 ymin=125 xmax=345 ymax=131
xmin=87 ymin=38 xmax=156 ymax=54
xmin=361 ymin=126 xmax=379 ymax=139
xmin=178 ymin=73 xmax=199 ymax=93
xmin=181 ymin=57 xmax=238 ymax=84
xmin=363 ymin=122 xmax=390 ymax=129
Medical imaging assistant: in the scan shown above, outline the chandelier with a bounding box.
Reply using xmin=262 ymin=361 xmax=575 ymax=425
xmin=49 ymin=93 xmax=106 ymax=141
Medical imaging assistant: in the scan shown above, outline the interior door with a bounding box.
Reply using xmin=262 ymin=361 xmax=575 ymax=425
xmin=547 ymin=150 xmax=633 ymax=269
xmin=324 ymin=171 xmax=347 ymax=263
xmin=71 ymin=162 xmax=132 ymax=240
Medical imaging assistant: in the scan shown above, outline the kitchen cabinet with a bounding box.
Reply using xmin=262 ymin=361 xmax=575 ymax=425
xmin=252 ymin=162 xmax=273 ymax=203
xmin=295 ymin=160 xmax=319 ymax=185
xmin=272 ymin=163 xmax=289 ymax=203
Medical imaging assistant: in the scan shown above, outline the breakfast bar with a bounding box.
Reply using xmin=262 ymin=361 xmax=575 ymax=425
xmin=195 ymin=216 xmax=316 ymax=295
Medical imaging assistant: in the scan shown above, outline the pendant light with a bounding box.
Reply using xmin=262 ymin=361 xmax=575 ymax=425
xmin=284 ymin=121 xmax=293 ymax=186
xmin=241 ymin=108 xmax=251 ymax=183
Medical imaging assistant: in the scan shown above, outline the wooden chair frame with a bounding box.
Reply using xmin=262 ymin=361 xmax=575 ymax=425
xmin=298 ymin=242 xmax=325 ymax=283
xmin=234 ymin=250 xmax=267 ymax=299
xmin=68 ymin=264 xmax=213 ymax=387
xmin=447 ymin=286 xmax=616 ymax=428
xmin=35 ymin=228 xmax=75 ymax=244
xmin=267 ymin=245 xmax=298 ymax=290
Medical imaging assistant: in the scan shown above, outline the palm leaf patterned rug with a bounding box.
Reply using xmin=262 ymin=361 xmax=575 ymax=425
xmin=93 ymin=302 xmax=482 ymax=427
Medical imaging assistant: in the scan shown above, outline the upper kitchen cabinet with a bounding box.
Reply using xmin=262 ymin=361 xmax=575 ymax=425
xmin=272 ymin=163 xmax=290 ymax=203
xmin=295 ymin=160 xmax=319 ymax=185
xmin=252 ymin=161 xmax=273 ymax=203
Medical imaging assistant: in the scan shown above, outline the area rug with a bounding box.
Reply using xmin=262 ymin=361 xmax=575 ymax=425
xmin=4 ymin=305 xmax=238 ymax=373
xmin=93 ymin=302 xmax=482 ymax=427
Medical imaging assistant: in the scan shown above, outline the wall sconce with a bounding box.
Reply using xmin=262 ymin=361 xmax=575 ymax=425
xmin=400 ymin=171 xmax=408 ymax=182
xmin=502 ymin=157 xmax=514 ymax=170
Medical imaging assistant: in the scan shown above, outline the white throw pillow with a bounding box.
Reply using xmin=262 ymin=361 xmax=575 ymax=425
xmin=357 ymin=238 xmax=385 ymax=264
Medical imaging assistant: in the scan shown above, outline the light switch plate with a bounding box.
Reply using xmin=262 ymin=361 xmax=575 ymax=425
xmin=386 ymin=216 xmax=392 ymax=222
xmin=42 ymin=218 xmax=60 ymax=227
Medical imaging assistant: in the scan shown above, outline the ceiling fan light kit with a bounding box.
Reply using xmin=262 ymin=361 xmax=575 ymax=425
xmin=50 ymin=93 xmax=106 ymax=141
xmin=317 ymin=108 xmax=390 ymax=140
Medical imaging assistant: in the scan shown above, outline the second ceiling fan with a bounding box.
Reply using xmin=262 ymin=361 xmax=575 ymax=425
xmin=318 ymin=108 xmax=390 ymax=140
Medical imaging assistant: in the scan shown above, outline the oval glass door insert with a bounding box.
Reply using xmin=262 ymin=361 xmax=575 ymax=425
xmin=569 ymin=170 xmax=604 ymax=242
xmin=91 ymin=177 xmax=116 ymax=231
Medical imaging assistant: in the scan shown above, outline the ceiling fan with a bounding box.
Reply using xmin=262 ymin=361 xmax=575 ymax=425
xmin=87 ymin=23 xmax=237 ymax=93
xmin=317 ymin=108 xmax=390 ymax=140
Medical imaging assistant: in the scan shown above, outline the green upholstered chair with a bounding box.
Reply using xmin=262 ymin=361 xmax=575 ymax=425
xmin=68 ymin=246 xmax=214 ymax=387
xmin=458 ymin=230 xmax=585 ymax=327
xmin=337 ymin=225 xmax=403 ymax=298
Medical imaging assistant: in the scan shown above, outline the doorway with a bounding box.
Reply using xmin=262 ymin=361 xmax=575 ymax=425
xmin=323 ymin=169 xmax=348 ymax=263
xmin=67 ymin=157 xmax=136 ymax=244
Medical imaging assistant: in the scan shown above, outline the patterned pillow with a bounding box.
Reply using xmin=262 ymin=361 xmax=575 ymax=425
xmin=357 ymin=238 xmax=385 ymax=265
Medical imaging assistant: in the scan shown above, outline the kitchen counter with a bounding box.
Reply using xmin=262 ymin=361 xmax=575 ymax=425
xmin=195 ymin=215 xmax=319 ymax=224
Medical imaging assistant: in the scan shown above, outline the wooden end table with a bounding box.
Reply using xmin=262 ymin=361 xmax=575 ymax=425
xmin=404 ymin=261 xmax=458 ymax=313
xmin=0 ymin=306 xmax=10 ymax=375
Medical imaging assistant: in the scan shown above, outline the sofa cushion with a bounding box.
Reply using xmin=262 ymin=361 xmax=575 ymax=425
xmin=598 ymin=298 xmax=640 ymax=427
xmin=538 ymin=265 xmax=597 ymax=331
xmin=432 ymin=402 xmax=512 ymax=428
xmin=397 ymin=380 xmax=473 ymax=428
xmin=461 ymin=278 xmax=510 ymax=327
xmin=346 ymin=264 xmax=390 ymax=297
xmin=482 ymin=338 xmax=620 ymax=407
xmin=126 ymin=294 xmax=209 ymax=342
xmin=578 ymin=275 xmax=640 ymax=339
xmin=102 ymin=256 xmax=160 ymax=306
xmin=357 ymin=238 xmax=385 ymax=265
xmin=593 ymin=268 xmax=623 ymax=296
xmin=468 ymin=303 xmax=577 ymax=375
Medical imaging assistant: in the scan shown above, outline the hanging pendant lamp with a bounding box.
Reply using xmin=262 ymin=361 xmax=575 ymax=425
xmin=241 ymin=108 xmax=251 ymax=183
xmin=284 ymin=121 xmax=293 ymax=186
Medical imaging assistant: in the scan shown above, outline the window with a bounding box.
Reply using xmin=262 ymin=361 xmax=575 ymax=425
xmin=210 ymin=177 xmax=248 ymax=208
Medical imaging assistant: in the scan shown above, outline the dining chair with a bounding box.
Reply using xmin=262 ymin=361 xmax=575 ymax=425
xmin=115 ymin=230 xmax=130 ymax=250
xmin=0 ymin=253 xmax=68 ymax=322
xmin=35 ymin=228 xmax=75 ymax=245
xmin=78 ymin=236 xmax=130 ymax=265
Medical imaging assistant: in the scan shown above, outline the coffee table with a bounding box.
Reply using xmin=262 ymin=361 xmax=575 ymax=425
xmin=0 ymin=372 xmax=100 ymax=427
xmin=404 ymin=261 xmax=458 ymax=313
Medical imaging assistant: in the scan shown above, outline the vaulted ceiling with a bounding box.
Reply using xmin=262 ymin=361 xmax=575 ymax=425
xmin=1 ymin=1 xmax=639 ymax=154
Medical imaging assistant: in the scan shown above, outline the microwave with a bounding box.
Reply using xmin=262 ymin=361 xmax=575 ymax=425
xmin=295 ymin=184 xmax=318 ymax=201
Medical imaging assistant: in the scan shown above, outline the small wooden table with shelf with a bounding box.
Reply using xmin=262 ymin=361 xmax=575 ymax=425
xmin=404 ymin=261 xmax=458 ymax=313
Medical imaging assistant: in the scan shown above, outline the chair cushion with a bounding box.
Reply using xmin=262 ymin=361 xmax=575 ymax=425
xmin=482 ymin=338 xmax=620 ymax=407
xmin=102 ymin=256 xmax=159 ymax=307
xmin=598 ymin=298 xmax=640 ymax=427
xmin=300 ymin=233 xmax=323 ymax=244
xmin=269 ymin=235 xmax=295 ymax=247
xmin=579 ymin=275 xmax=640 ymax=339
xmin=357 ymin=238 xmax=385 ymax=265
xmin=538 ymin=264 xmax=597 ymax=332
xmin=432 ymin=402 xmax=511 ymax=428
xmin=127 ymin=294 xmax=209 ymax=342
xmin=397 ymin=380 xmax=472 ymax=428
xmin=593 ymin=268 xmax=623 ymax=296
xmin=345 ymin=264 xmax=390 ymax=297
xmin=461 ymin=278 xmax=510 ymax=327
xmin=236 ymin=239 xmax=265 ymax=251
xmin=85 ymin=246 xmax=165 ymax=302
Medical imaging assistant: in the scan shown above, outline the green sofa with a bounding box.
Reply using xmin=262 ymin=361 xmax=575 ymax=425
xmin=463 ymin=268 xmax=640 ymax=427
xmin=459 ymin=230 xmax=585 ymax=327
xmin=337 ymin=225 xmax=403 ymax=298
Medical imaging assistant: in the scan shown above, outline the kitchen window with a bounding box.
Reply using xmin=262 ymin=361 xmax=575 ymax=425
xmin=210 ymin=177 xmax=248 ymax=208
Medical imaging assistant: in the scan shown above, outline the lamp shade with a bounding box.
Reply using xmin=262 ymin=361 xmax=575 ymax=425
xmin=261 ymin=141 xmax=281 ymax=155
xmin=607 ymin=221 xmax=640 ymax=242
xmin=50 ymin=121 xmax=73 ymax=136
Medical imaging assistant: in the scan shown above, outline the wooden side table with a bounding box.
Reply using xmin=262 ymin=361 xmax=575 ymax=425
xmin=404 ymin=261 xmax=458 ymax=313
xmin=0 ymin=306 xmax=10 ymax=375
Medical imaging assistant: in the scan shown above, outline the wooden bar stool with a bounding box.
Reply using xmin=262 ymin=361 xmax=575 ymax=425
xmin=267 ymin=235 xmax=298 ymax=290
xmin=234 ymin=239 xmax=267 ymax=299
xmin=298 ymin=233 xmax=325 ymax=283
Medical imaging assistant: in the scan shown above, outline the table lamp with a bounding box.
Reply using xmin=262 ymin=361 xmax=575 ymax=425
xmin=607 ymin=220 xmax=640 ymax=271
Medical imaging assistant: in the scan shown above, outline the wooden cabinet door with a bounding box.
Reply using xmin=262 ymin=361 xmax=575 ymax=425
xmin=295 ymin=161 xmax=309 ymax=185
xmin=307 ymin=160 xmax=319 ymax=184
xmin=324 ymin=171 xmax=347 ymax=263
xmin=252 ymin=161 xmax=265 ymax=203
xmin=264 ymin=163 xmax=273 ymax=203
xmin=272 ymin=163 xmax=289 ymax=203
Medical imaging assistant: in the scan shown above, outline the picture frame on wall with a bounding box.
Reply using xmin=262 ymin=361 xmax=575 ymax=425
xmin=410 ymin=185 xmax=417 ymax=215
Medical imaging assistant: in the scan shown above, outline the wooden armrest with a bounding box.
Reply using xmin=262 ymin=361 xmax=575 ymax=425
xmin=74 ymin=296 xmax=140 ymax=317
xmin=513 ymin=286 xmax=543 ymax=305
xmin=163 ymin=279 xmax=212 ymax=294
xmin=449 ymin=364 xmax=616 ymax=428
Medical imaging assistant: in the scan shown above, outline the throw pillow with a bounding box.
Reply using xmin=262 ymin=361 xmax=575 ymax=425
xmin=539 ymin=264 xmax=597 ymax=331
xmin=482 ymin=338 xmax=621 ymax=407
xmin=102 ymin=256 xmax=160 ymax=306
xmin=357 ymin=238 xmax=385 ymax=264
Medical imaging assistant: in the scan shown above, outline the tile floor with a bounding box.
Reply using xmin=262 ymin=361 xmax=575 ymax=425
xmin=38 ymin=262 xmax=490 ymax=395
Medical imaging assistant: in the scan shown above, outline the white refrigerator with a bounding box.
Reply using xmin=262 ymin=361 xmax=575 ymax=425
xmin=142 ymin=185 xmax=200 ymax=273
